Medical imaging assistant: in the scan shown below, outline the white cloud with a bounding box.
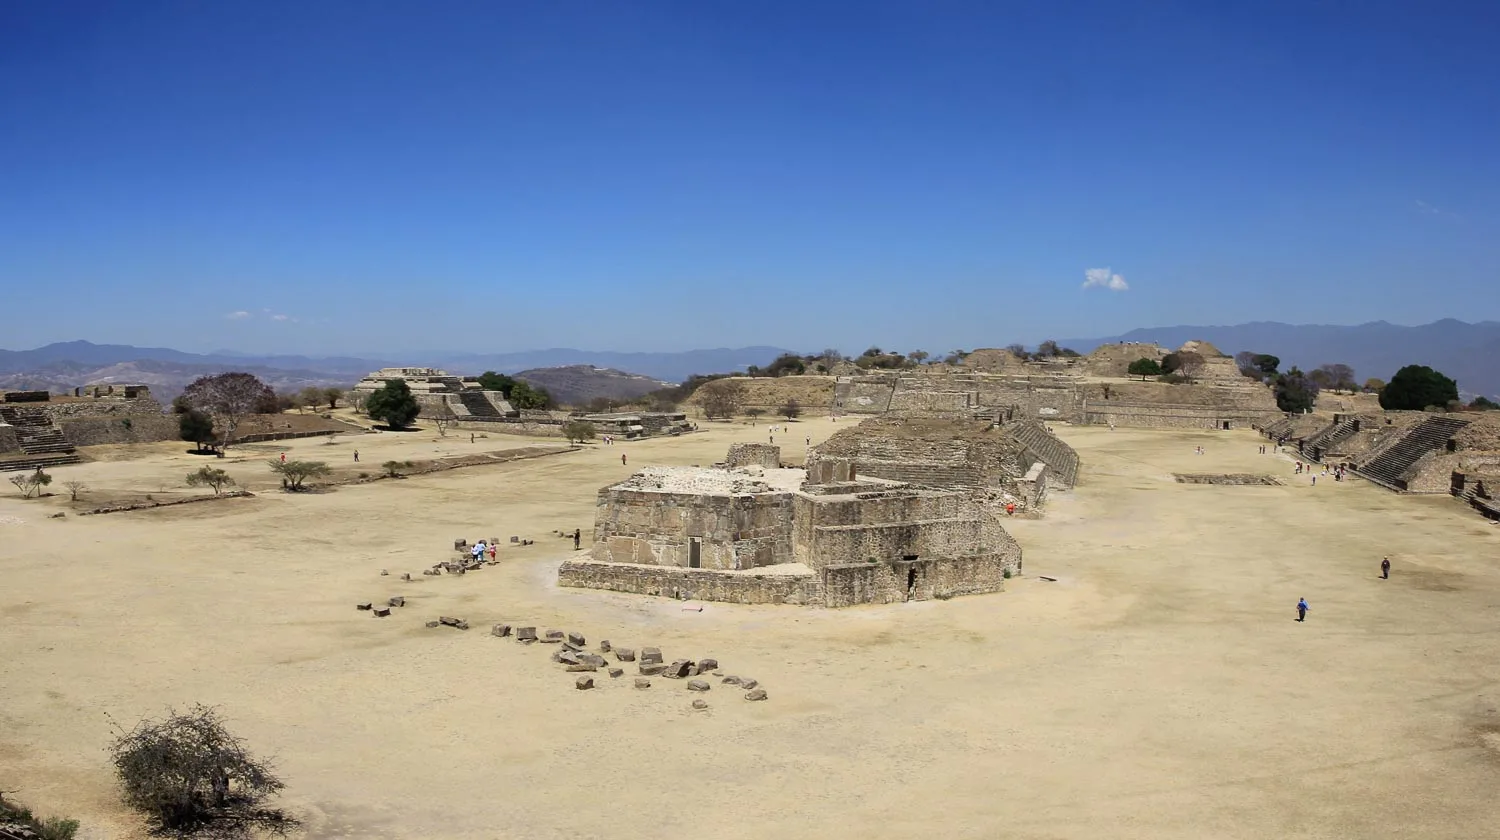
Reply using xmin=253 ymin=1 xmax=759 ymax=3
xmin=225 ymin=310 xmax=251 ymax=320
xmin=1082 ymin=267 xmax=1129 ymax=292
xmin=271 ymin=314 xmax=289 ymax=321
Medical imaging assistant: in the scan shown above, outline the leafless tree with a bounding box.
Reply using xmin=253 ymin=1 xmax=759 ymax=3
xmin=698 ymin=380 xmax=745 ymax=420
xmin=431 ymin=400 xmax=456 ymax=437
xmin=63 ymin=480 xmax=87 ymax=501
xmin=181 ymin=373 xmax=274 ymax=450
xmin=1177 ymin=351 xmax=1207 ymax=382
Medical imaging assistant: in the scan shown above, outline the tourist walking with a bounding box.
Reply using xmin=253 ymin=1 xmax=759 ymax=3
xmin=353 ymin=449 xmax=359 ymax=462
xmin=621 ymin=453 xmax=627 ymax=466
xmin=488 ymin=543 xmax=497 ymax=561
xmin=1381 ymin=556 xmax=1391 ymax=580
xmin=573 ymin=528 xmax=581 ymax=550
xmin=1296 ymin=597 xmax=1309 ymax=622
xmin=280 ymin=451 xmax=287 ymax=463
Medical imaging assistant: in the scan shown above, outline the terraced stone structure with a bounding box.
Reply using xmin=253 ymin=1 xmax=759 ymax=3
xmin=806 ymin=415 xmax=1079 ymax=509
xmin=352 ymin=367 xmax=516 ymax=420
xmin=558 ymin=445 xmax=1022 ymax=607
xmin=833 ymin=340 xmax=1281 ymax=430
xmin=1 ymin=386 xmax=176 ymax=471
xmin=574 ymin=411 xmax=692 ymax=439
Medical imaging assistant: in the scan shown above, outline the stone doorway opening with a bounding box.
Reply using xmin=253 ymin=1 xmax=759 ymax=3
xmin=689 ymin=538 xmax=701 ymax=569
xmin=904 ymin=556 xmax=919 ymax=601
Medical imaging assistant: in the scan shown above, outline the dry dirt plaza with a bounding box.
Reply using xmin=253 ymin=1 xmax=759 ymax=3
xmin=3 ymin=419 xmax=1500 ymax=839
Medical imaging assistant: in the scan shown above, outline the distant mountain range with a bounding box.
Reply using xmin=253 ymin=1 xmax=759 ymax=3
xmin=0 ymin=341 xmax=795 ymax=402
xmin=1060 ymin=319 xmax=1500 ymax=399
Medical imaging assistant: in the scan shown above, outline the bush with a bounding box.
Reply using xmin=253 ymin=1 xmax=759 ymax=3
xmin=9 ymin=468 xmax=52 ymax=498
xmin=364 ymin=379 xmax=421 ymax=429
xmin=0 ymin=790 xmax=80 ymax=840
xmin=268 ymin=460 xmax=332 ymax=491
xmin=562 ymin=420 xmax=597 ymax=445
xmin=382 ymin=460 xmax=414 ymax=478
xmin=63 ymin=479 xmax=88 ymax=501
xmin=1380 ymin=365 xmax=1459 ymax=411
xmin=108 ymin=704 xmax=296 ymax=837
xmin=185 ymin=466 xmax=235 ymax=495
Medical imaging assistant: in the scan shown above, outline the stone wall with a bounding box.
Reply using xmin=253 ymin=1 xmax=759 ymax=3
xmin=1078 ymin=400 xmax=1277 ymax=430
xmin=1005 ymin=420 xmax=1080 ymax=487
xmin=725 ymin=443 xmax=782 ymax=469
xmin=57 ymin=414 xmax=179 ymax=447
xmin=592 ymin=488 xmax=796 ymax=570
xmin=0 ymin=425 xmax=19 ymax=454
xmin=558 ymin=559 xmax=819 ymax=605
xmin=1404 ymin=452 xmax=1500 ymax=494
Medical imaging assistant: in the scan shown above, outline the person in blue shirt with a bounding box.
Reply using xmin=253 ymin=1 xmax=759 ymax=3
xmin=1296 ymin=598 xmax=1309 ymax=622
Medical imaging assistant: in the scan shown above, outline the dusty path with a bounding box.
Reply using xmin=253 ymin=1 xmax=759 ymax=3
xmin=3 ymin=422 xmax=1499 ymax=839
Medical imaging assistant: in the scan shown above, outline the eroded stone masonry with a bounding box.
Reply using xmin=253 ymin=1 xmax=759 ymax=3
xmin=558 ymin=444 xmax=1024 ymax=608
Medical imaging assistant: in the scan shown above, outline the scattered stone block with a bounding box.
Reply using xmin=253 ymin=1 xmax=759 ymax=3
xmin=687 ymin=680 xmax=710 ymax=692
xmin=741 ymin=679 xmax=758 ymax=690
xmin=634 ymin=678 xmax=651 ymax=689
xmin=662 ymin=660 xmax=693 ymax=679
xmin=579 ymin=653 xmax=608 ymax=668
xmin=562 ymin=641 xmax=583 ymax=652
xmin=721 ymin=676 xmax=742 ymax=686
xmin=639 ymin=663 xmax=666 ymax=676
xmin=454 ymin=538 xmax=467 ymax=551
xmin=454 ymin=620 xmax=470 ymax=631
xmin=541 ymin=630 xmax=564 ymax=643
xmin=511 ymin=535 xmax=520 ymax=543
xmin=686 ymin=664 xmax=700 ymax=677
xmin=600 ymin=640 xmax=612 ymax=653
xmin=712 ymin=671 xmax=724 ymax=677
xmin=380 ymin=569 xmax=388 ymax=576
xmin=557 ymin=651 xmax=582 ymax=666
xmin=402 ymin=573 xmax=412 ymax=581
xmin=698 ymin=658 xmax=718 ymax=671
xmin=491 ymin=623 xmax=511 ymax=637
xmin=575 ymin=676 xmax=594 ymax=690
xmin=692 ymin=699 xmax=709 ymax=710
xmin=614 ymin=648 xmax=636 ymax=662
xmin=567 ymin=632 xmax=585 ymax=646
xmin=516 ymin=626 xmax=538 ymax=642
xmin=425 ymin=620 xmax=441 ymax=628
xmin=566 ymin=663 xmax=597 ymax=672
xmin=389 ymin=596 xmax=405 ymax=608
xmin=745 ymin=688 xmax=768 ymax=701
xmin=372 ymin=606 xmax=391 ymax=617
xmin=608 ymin=668 xmax=624 ymax=678
xmin=356 ymin=602 xmax=372 ymax=611
xmin=641 ymin=647 xmax=663 ymax=665
xmin=439 ymin=616 xmax=462 ymax=627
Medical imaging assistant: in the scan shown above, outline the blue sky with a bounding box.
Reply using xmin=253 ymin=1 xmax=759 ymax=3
xmin=3 ymin=1 xmax=1498 ymax=356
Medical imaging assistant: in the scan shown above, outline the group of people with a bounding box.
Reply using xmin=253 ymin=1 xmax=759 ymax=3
xmin=470 ymin=541 xmax=498 ymax=562
xmin=1293 ymin=460 xmax=1346 ymax=484
xmin=1296 ymin=558 xmax=1394 ymax=623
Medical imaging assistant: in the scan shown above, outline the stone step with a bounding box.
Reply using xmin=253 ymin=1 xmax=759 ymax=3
xmin=0 ymin=454 xmax=82 ymax=472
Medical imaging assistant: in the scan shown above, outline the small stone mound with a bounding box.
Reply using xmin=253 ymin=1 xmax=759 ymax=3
xmin=1174 ymin=473 xmax=1282 ymax=486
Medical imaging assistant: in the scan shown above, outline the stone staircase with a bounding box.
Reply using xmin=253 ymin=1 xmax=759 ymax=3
xmin=1257 ymin=416 xmax=1295 ymax=440
xmin=1006 ymin=420 xmax=1080 ymax=487
xmin=855 ymin=461 xmax=985 ymax=489
xmin=0 ymin=405 xmax=80 ymax=469
xmin=1300 ymin=418 xmax=1358 ymax=462
xmin=1354 ymin=416 xmax=1469 ymax=491
xmin=458 ymin=391 xmax=503 ymax=419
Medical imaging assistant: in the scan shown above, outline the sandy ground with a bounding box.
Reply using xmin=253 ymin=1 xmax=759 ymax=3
xmin=3 ymin=420 xmax=1500 ymax=839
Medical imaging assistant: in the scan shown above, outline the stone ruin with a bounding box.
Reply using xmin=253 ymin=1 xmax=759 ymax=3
xmin=1174 ymin=474 xmax=1282 ymax=486
xmin=807 ymin=415 xmax=1080 ymax=510
xmin=351 ymin=367 xmax=517 ymax=421
xmin=1 ymin=385 xmax=176 ymax=470
xmin=557 ymin=444 xmax=1023 ymax=607
xmin=831 ymin=340 xmax=1281 ymax=431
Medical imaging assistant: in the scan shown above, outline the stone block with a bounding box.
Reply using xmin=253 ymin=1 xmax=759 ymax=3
xmin=687 ymin=680 xmax=710 ymax=692
xmin=697 ymin=658 xmax=719 ymax=671
xmin=634 ymin=678 xmax=652 ymax=689
xmin=425 ymin=620 xmax=441 ymax=628
xmin=741 ymin=679 xmax=758 ymax=690
xmin=579 ymin=653 xmax=608 ymax=668
xmin=562 ymin=641 xmax=582 ymax=652
xmin=402 ymin=573 xmax=412 ymax=581
xmin=600 ymin=640 xmax=612 ymax=653
xmin=454 ymin=620 xmax=470 ymax=631
xmin=557 ymin=651 xmax=581 ymax=666
xmin=745 ymin=688 xmax=768 ymax=701
xmin=575 ymin=676 xmax=594 ymax=690
xmin=608 ymin=668 xmax=624 ymax=678
xmin=639 ymin=663 xmax=665 ymax=676
xmin=721 ymin=676 xmax=742 ymax=686
xmin=516 ymin=626 xmax=538 ymax=641
xmin=389 ymin=596 xmax=405 ymax=608
xmin=692 ymin=699 xmax=709 ymax=710
xmin=566 ymin=663 xmax=597 ymax=672
xmin=380 ymin=569 xmax=388 ymax=576
xmin=356 ymin=602 xmax=372 ymax=611
xmin=662 ymin=660 xmax=693 ymax=679
xmin=372 ymin=606 xmax=391 ymax=617
xmin=567 ymin=632 xmax=585 ymax=646
xmin=640 ymin=646 xmax=663 ymax=665
xmin=491 ymin=623 xmax=511 ymax=637
xmin=614 ymin=648 xmax=636 ymax=662
xmin=439 ymin=616 xmax=463 ymax=627
xmin=541 ymin=630 xmax=564 ymax=643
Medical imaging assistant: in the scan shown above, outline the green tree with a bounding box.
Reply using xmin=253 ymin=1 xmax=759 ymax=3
xmin=508 ymin=380 xmax=553 ymax=410
xmin=765 ymin=353 xmax=807 ymax=377
xmin=1470 ymin=396 xmax=1498 ymax=410
xmin=476 ymin=371 xmax=516 ymax=393
xmin=1126 ymin=358 xmax=1162 ymax=380
xmin=9 ymin=468 xmax=52 ymax=499
xmin=269 ymin=459 xmax=332 ymax=491
xmin=1274 ymin=367 xmax=1319 ymax=413
xmin=364 ymin=378 xmax=421 ymax=429
xmin=1160 ymin=353 xmax=1182 ymax=374
xmin=108 ymin=704 xmax=296 ymax=837
xmin=185 ymin=466 xmax=235 ymax=495
xmin=1036 ymin=339 xmax=1061 ymax=358
xmin=1380 ymin=365 xmax=1459 ymax=411
xmin=179 ymin=409 xmax=217 ymax=451
xmin=563 ymin=420 xmax=597 ymax=444
xmin=323 ymin=387 xmax=344 ymax=409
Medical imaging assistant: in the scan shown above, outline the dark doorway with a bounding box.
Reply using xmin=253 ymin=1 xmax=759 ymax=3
xmin=689 ymin=538 xmax=701 ymax=569
xmin=904 ymin=556 xmax=919 ymax=601
xmin=1222 ymin=421 xmax=1231 ymax=430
